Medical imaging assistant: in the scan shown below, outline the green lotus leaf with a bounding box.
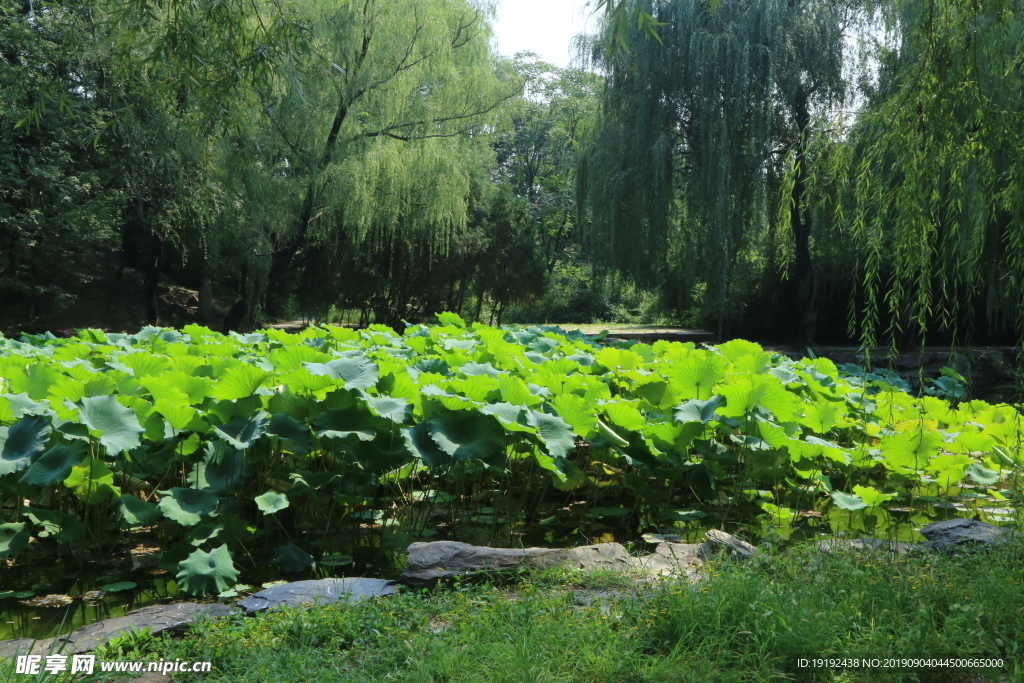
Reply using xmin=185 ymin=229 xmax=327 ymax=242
xmin=667 ymin=356 xmax=725 ymax=400
xmin=851 ymin=485 xmax=894 ymax=507
xmin=480 ymin=402 xmax=533 ymax=432
xmin=211 ymin=365 xmax=272 ymax=401
xmin=124 ymin=352 xmax=173 ymax=378
xmin=595 ymin=347 xmax=641 ymax=371
xmin=313 ymin=408 xmax=376 ymax=441
xmin=65 ymin=457 xmax=120 ymax=504
xmin=176 ymin=544 xmax=239 ymax=596
xmin=550 ymin=393 xmax=597 ymax=437
xmin=527 ymin=410 xmax=576 ymax=459
xmin=267 ymin=413 xmax=313 ymax=455
xmin=100 ymin=581 xmax=138 ymax=593
xmin=0 ymin=415 xmax=51 ymax=476
xmin=303 ymin=356 xmax=379 ymax=390
xmin=800 ymin=402 xmax=840 ymax=433
xmin=118 ymin=494 xmax=162 ymax=528
xmin=595 ymin=419 xmax=629 ymax=447
xmin=22 ymin=507 xmax=83 ymax=542
xmin=436 ymin=312 xmax=466 ymax=328
xmin=213 ymin=411 xmax=268 ymax=449
xmin=602 ymin=402 xmax=645 ymax=432
xmin=349 ymin=434 xmax=414 ymax=474
xmin=427 ymin=410 xmax=504 ymax=462
xmin=402 ymin=423 xmax=451 ymax=468
xmin=255 ymin=490 xmax=289 ymax=515
xmin=460 ymin=362 xmax=501 ymax=378
xmin=275 ymin=543 xmax=314 ymax=573
xmin=830 ymin=491 xmax=868 ymax=511
xmin=674 ymin=395 xmax=727 ymax=425
xmin=6 ymin=363 xmax=61 ymax=400
xmin=498 ymin=376 xmax=540 ymax=407
xmin=0 ymin=523 xmax=29 ymax=559
xmin=78 ymin=395 xmax=144 ymax=456
xmin=19 ymin=442 xmax=87 ymax=486
xmin=153 ymin=398 xmax=196 ymax=431
xmin=880 ymin=430 xmax=943 ymax=472
xmin=719 ymin=376 xmax=803 ymax=422
xmin=365 ymin=396 xmax=411 ymax=424
xmin=158 ymin=488 xmax=220 ymax=526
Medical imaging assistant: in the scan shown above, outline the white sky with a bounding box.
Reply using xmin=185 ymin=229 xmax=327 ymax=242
xmin=491 ymin=0 xmax=597 ymax=67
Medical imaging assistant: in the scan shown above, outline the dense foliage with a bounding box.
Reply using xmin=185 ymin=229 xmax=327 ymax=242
xmin=0 ymin=319 xmax=1020 ymax=593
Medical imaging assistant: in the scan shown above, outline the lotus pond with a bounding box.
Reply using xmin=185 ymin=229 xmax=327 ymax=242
xmin=0 ymin=314 xmax=1021 ymax=639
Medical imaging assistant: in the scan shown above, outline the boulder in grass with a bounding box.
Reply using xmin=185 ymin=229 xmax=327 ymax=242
xmin=237 ymin=577 xmax=398 ymax=615
xmin=813 ymin=538 xmax=921 ymax=555
xmin=400 ymin=541 xmax=570 ymax=586
xmin=920 ymin=518 xmax=1018 ymax=553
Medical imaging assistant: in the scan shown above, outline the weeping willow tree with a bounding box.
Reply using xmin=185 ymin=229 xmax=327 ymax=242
xmin=841 ymin=0 xmax=1024 ymax=348
xmin=580 ymin=0 xmax=854 ymax=340
xmin=224 ymin=0 xmax=520 ymax=323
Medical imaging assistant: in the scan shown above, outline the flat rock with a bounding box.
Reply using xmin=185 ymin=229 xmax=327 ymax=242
xmin=813 ymin=538 xmax=921 ymax=554
xmin=400 ymin=541 xmax=569 ymax=586
xmin=564 ymin=543 xmax=632 ymax=571
xmin=0 ymin=638 xmax=53 ymax=659
xmin=920 ymin=518 xmax=1017 ymax=552
xmin=237 ymin=577 xmax=398 ymax=614
xmin=704 ymin=530 xmax=758 ymax=559
xmin=51 ymin=603 xmax=236 ymax=654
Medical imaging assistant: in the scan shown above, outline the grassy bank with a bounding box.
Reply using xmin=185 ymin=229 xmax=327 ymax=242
xmin=50 ymin=538 xmax=1020 ymax=683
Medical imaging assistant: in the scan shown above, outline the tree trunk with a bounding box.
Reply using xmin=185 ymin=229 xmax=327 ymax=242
xmin=143 ymin=232 xmax=163 ymax=326
xmin=791 ymin=86 xmax=818 ymax=347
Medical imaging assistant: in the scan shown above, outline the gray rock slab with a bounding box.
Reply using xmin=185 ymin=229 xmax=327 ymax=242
xmin=920 ymin=518 xmax=1017 ymax=552
xmin=237 ymin=577 xmax=398 ymax=615
xmin=401 ymin=541 xmax=569 ymax=586
xmin=813 ymin=538 xmax=921 ymax=554
xmin=564 ymin=543 xmax=632 ymax=571
xmin=0 ymin=638 xmax=53 ymax=659
xmin=704 ymin=530 xmax=758 ymax=559
xmin=631 ymin=542 xmax=706 ymax=582
xmin=51 ymin=603 xmax=236 ymax=654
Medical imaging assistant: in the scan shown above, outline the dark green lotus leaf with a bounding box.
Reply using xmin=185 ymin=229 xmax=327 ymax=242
xmin=289 ymin=470 xmax=340 ymax=491
xmin=349 ymin=434 xmax=414 ymax=474
xmin=22 ymin=507 xmax=83 ymax=542
xmin=100 ymin=581 xmax=138 ymax=593
xmin=192 ymin=443 xmax=249 ymax=494
xmin=313 ymin=408 xmax=376 ymax=442
xmin=0 ymin=415 xmax=51 ymax=476
xmin=78 ymin=395 xmax=143 ymax=456
xmin=427 ymin=410 xmax=504 ymax=462
xmin=267 ymin=413 xmax=313 ymax=455
xmin=255 ymin=490 xmax=289 ymax=515
xmin=212 ymin=411 xmax=268 ymax=449
xmin=0 ymin=523 xmax=29 ymax=559
xmin=185 ymin=521 xmax=224 ymax=546
xmin=402 ymin=423 xmax=451 ymax=468
xmin=118 ymin=494 xmax=162 ymax=528
xmin=176 ymin=544 xmax=239 ymax=596
xmin=674 ymin=395 xmax=727 ymax=425
xmin=158 ymin=488 xmax=221 ymax=526
xmin=19 ymin=442 xmax=87 ymax=486
xmin=274 ymin=543 xmax=314 ymax=573
xmin=413 ymin=358 xmax=450 ymax=375
xmin=303 ymin=356 xmax=378 ymax=390
xmin=527 ymin=410 xmax=576 ymax=459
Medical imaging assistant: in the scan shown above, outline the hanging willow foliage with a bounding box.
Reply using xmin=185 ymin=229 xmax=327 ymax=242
xmin=843 ymin=0 xmax=1024 ymax=347
xmin=579 ymin=0 xmax=851 ymax=332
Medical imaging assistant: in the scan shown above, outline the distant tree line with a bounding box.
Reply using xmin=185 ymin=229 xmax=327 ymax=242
xmin=1 ymin=0 xmax=1021 ymax=347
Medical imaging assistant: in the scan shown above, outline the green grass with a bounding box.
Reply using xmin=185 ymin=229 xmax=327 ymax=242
xmin=141 ymin=539 xmax=1024 ymax=683
xmin=2 ymin=540 xmax=1021 ymax=683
